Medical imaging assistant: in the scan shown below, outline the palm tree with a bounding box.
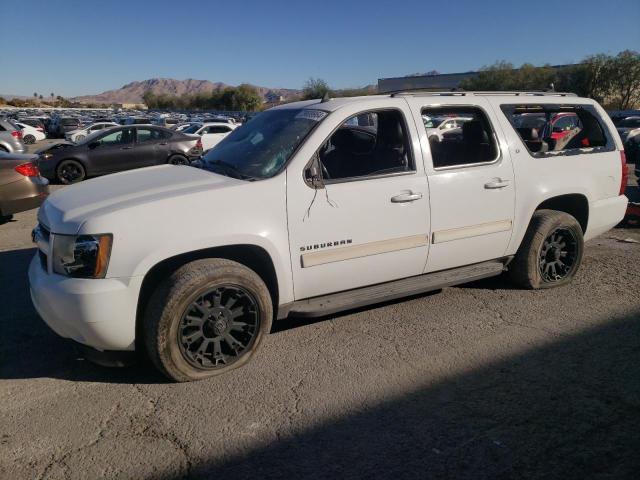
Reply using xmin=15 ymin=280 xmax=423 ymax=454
xmin=33 ymin=92 xmax=38 ymax=98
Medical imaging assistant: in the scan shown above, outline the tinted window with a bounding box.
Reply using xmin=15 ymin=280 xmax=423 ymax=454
xmin=136 ymin=128 xmax=170 ymax=142
xmin=96 ymin=128 xmax=134 ymax=146
xmin=318 ymin=109 xmax=413 ymax=181
xmin=502 ymin=104 xmax=613 ymax=155
xmin=206 ymin=126 xmax=231 ymax=134
xmin=620 ymin=118 xmax=640 ymax=128
xmin=422 ymin=107 xmax=498 ymax=168
xmin=61 ymin=118 xmax=79 ymax=126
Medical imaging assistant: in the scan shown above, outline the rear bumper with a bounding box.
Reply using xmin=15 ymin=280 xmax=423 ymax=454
xmin=584 ymin=195 xmax=628 ymax=241
xmin=29 ymin=255 xmax=143 ymax=351
xmin=0 ymin=176 xmax=49 ymax=215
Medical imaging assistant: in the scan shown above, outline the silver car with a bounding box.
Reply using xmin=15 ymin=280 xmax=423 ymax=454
xmin=0 ymin=119 xmax=27 ymax=154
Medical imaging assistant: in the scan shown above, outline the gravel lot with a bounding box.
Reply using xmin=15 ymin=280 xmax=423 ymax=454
xmin=1 ymin=150 xmax=639 ymax=479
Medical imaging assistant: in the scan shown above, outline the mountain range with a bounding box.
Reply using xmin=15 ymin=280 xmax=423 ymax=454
xmin=70 ymin=78 xmax=302 ymax=104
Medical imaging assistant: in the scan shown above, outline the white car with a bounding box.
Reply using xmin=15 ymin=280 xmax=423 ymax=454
xmin=14 ymin=122 xmax=46 ymax=144
xmin=65 ymin=122 xmax=119 ymax=143
xmin=423 ymin=115 xmax=473 ymax=140
xmin=30 ymin=92 xmax=627 ymax=382
xmin=182 ymin=122 xmax=237 ymax=151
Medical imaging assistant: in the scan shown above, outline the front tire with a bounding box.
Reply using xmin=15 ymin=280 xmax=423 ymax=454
xmin=508 ymin=209 xmax=584 ymax=289
xmin=143 ymin=259 xmax=273 ymax=382
xmin=56 ymin=159 xmax=86 ymax=184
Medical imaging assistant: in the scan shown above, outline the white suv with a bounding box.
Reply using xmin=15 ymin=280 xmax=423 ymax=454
xmin=29 ymin=92 xmax=628 ymax=381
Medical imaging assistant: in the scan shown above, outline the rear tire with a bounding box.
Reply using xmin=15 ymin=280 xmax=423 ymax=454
xmin=56 ymin=159 xmax=86 ymax=184
xmin=143 ymin=258 xmax=273 ymax=382
xmin=508 ymin=209 xmax=584 ymax=289
xmin=23 ymin=134 xmax=36 ymax=144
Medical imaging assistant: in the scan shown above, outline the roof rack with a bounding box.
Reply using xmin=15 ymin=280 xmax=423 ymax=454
xmin=389 ymin=90 xmax=577 ymax=98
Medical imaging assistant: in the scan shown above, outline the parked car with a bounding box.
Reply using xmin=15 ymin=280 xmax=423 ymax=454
xmin=616 ymin=116 xmax=640 ymax=143
xmin=123 ymin=117 xmax=153 ymax=125
xmin=65 ymin=122 xmax=119 ymax=143
xmin=423 ymin=116 xmax=471 ymax=140
xmin=154 ymin=117 xmax=181 ymax=129
xmin=0 ymin=152 xmax=49 ymax=222
xmin=0 ymin=119 xmax=26 ymax=153
xmin=49 ymin=117 xmax=81 ymax=138
xmin=181 ymin=122 xmax=237 ymax=151
xmin=29 ymin=92 xmax=627 ymax=381
xmin=15 ymin=121 xmax=46 ymax=144
xmin=37 ymin=125 xmax=203 ymax=184
xmin=20 ymin=117 xmax=48 ymax=134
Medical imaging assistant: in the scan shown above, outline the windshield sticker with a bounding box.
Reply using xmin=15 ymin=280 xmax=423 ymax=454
xmin=295 ymin=110 xmax=328 ymax=122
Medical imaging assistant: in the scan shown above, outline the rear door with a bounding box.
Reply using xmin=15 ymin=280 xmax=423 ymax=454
xmin=406 ymin=96 xmax=516 ymax=273
xmin=133 ymin=127 xmax=169 ymax=167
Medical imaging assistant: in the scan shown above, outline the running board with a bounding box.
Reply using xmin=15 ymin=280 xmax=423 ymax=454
xmin=282 ymin=259 xmax=509 ymax=319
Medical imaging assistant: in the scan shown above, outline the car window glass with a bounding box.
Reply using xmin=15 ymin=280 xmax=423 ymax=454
xmin=502 ymin=104 xmax=612 ymax=155
xmin=97 ymin=129 xmax=133 ymax=146
xmin=136 ymin=128 xmax=161 ymax=142
xmin=318 ymin=109 xmax=414 ymax=181
xmin=422 ymin=107 xmax=498 ymax=169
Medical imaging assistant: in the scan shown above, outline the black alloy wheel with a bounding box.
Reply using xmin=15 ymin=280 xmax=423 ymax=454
xmin=177 ymin=285 xmax=260 ymax=369
xmin=56 ymin=160 xmax=85 ymax=184
xmin=539 ymin=228 xmax=578 ymax=282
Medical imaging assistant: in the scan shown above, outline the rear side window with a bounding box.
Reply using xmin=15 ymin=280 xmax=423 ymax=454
xmin=422 ymin=106 xmax=499 ymax=169
xmin=501 ymin=104 xmax=614 ymax=157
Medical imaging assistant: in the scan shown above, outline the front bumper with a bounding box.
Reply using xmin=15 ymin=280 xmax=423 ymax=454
xmin=28 ymin=255 xmax=143 ymax=351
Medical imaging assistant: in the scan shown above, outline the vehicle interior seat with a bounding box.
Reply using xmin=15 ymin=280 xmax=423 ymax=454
xmin=321 ymin=128 xmax=369 ymax=179
xmin=459 ymin=120 xmax=495 ymax=163
xmin=370 ymin=112 xmax=409 ymax=174
xmin=518 ymin=127 xmax=549 ymax=153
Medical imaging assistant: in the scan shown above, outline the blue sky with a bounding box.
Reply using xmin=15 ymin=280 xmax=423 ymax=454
xmin=1 ymin=0 xmax=638 ymax=96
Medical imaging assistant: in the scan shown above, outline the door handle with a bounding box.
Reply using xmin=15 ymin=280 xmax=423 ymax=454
xmin=391 ymin=192 xmax=423 ymax=203
xmin=484 ymin=179 xmax=510 ymax=189
xmin=158 ymin=142 xmax=168 ymax=145
xmin=121 ymin=146 xmax=133 ymax=150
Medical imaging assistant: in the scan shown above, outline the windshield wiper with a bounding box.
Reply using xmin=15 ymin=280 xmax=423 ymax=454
xmin=207 ymin=159 xmax=257 ymax=181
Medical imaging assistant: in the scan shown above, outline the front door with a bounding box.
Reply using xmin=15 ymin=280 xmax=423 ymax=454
xmin=87 ymin=128 xmax=136 ymax=175
xmin=286 ymin=100 xmax=430 ymax=300
xmin=408 ymin=97 xmax=516 ymax=273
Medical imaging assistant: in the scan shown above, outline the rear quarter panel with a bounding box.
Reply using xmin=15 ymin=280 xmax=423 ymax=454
xmin=487 ymin=96 xmax=623 ymax=254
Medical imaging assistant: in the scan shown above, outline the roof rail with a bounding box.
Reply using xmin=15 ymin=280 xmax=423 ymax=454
xmin=389 ymin=90 xmax=578 ymax=98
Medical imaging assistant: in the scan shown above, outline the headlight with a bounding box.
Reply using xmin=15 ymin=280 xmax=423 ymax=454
xmin=52 ymin=234 xmax=113 ymax=278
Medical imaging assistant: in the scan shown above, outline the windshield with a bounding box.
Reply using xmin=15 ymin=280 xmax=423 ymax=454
xmin=201 ymin=108 xmax=327 ymax=180
xmin=423 ymin=116 xmax=444 ymax=128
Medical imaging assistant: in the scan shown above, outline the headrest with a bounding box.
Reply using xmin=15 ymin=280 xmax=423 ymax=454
xmin=463 ymin=121 xmax=488 ymax=144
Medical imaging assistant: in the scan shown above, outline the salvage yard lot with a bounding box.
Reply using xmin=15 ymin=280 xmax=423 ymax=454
xmin=1 ymin=173 xmax=639 ymax=479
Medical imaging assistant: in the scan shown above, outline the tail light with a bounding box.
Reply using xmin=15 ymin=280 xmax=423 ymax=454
xmin=11 ymin=130 xmax=23 ymax=139
xmin=15 ymin=162 xmax=40 ymax=177
xmin=36 ymin=126 xmax=44 ymax=132
xmin=620 ymin=150 xmax=628 ymax=195
xmin=195 ymin=139 xmax=203 ymax=150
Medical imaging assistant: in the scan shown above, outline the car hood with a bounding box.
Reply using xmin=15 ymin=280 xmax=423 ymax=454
xmin=38 ymin=165 xmax=243 ymax=234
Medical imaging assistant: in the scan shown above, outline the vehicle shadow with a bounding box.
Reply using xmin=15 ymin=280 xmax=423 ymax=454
xmin=157 ymin=310 xmax=640 ymax=480
xmin=0 ymin=248 xmax=167 ymax=384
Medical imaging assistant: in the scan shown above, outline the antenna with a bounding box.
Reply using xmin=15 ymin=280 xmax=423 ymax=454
xmin=321 ymin=92 xmax=330 ymax=103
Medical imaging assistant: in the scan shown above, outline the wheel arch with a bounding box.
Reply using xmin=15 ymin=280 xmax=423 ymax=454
xmin=534 ymin=193 xmax=589 ymax=233
xmin=135 ymin=244 xmax=279 ymax=351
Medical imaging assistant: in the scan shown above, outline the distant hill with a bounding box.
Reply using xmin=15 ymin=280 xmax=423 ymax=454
xmin=71 ymin=78 xmax=301 ymax=105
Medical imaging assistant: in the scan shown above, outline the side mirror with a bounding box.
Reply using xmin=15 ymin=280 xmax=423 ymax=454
xmin=304 ymin=157 xmax=324 ymax=189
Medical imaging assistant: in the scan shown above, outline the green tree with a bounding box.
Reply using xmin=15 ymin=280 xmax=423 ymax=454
xmin=303 ymin=78 xmax=331 ymax=100
xmin=607 ymin=50 xmax=640 ymax=109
